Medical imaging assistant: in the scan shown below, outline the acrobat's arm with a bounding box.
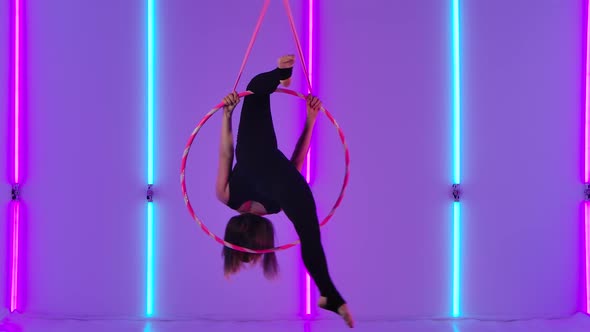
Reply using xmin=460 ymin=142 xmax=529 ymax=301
xmin=290 ymin=95 xmax=321 ymax=173
xmin=216 ymin=92 xmax=239 ymax=204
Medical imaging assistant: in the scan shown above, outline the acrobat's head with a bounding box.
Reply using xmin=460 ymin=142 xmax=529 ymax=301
xmin=222 ymin=213 xmax=278 ymax=280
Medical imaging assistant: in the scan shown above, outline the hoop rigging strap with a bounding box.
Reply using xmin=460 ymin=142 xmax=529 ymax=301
xmin=232 ymin=0 xmax=271 ymax=92
xmin=232 ymin=0 xmax=313 ymax=93
xmin=282 ymin=0 xmax=312 ymax=92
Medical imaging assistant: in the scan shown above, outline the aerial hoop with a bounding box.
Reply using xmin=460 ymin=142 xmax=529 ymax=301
xmin=180 ymin=88 xmax=350 ymax=253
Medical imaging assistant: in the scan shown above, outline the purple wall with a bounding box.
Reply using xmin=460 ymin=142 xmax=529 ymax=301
xmin=1 ymin=0 xmax=585 ymax=320
xmin=24 ymin=0 xmax=144 ymax=315
xmin=462 ymin=0 xmax=583 ymax=317
xmin=316 ymin=0 xmax=451 ymax=319
xmin=318 ymin=0 xmax=584 ymax=319
xmin=157 ymin=0 xmax=303 ymax=319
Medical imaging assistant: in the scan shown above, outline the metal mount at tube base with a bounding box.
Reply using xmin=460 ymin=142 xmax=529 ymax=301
xmin=147 ymin=184 xmax=154 ymax=202
xmin=452 ymin=184 xmax=461 ymax=202
xmin=11 ymin=184 xmax=20 ymax=201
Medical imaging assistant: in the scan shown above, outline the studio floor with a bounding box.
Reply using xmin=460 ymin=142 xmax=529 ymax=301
xmin=2 ymin=312 xmax=590 ymax=332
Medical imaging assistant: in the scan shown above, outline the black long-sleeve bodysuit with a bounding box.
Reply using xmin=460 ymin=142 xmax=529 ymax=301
xmin=227 ymin=67 xmax=345 ymax=312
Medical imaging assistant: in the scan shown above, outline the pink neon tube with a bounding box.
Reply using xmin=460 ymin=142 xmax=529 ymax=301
xmin=586 ymin=4 xmax=590 ymax=182
xmin=14 ymin=0 xmax=20 ymax=182
xmin=304 ymin=0 xmax=314 ymax=316
xmin=585 ymin=0 xmax=590 ymax=313
xmin=305 ymin=0 xmax=314 ymax=184
xmin=11 ymin=204 xmax=20 ymax=312
xmin=586 ymin=204 xmax=590 ymax=312
xmin=586 ymin=1 xmax=590 ymax=182
xmin=10 ymin=0 xmax=22 ymax=313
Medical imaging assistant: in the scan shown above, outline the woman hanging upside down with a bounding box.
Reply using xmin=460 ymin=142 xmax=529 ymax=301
xmin=215 ymin=55 xmax=354 ymax=328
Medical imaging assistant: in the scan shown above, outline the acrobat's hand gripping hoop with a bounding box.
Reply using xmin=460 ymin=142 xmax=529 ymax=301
xmin=180 ymin=0 xmax=350 ymax=253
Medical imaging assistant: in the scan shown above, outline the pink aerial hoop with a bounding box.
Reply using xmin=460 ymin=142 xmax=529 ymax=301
xmin=180 ymin=88 xmax=350 ymax=253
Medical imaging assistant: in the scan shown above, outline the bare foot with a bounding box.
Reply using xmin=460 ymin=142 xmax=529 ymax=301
xmin=278 ymin=54 xmax=295 ymax=69
xmin=278 ymin=55 xmax=294 ymax=87
xmin=319 ymin=296 xmax=355 ymax=328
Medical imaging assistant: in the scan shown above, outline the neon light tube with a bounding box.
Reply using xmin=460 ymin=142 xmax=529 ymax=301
xmin=305 ymin=0 xmax=314 ymax=184
xmin=146 ymin=0 xmax=156 ymax=317
xmin=305 ymin=274 xmax=311 ymax=315
xmin=144 ymin=322 xmax=153 ymax=332
xmin=585 ymin=203 xmax=590 ymax=312
xmin=303 ymin=0 xmax=315 ymax=317
xmin=146 ymin=203 xmax=154 ymax=316
xmin=451 ymin=0 xmax=462 ymax=318
xmin=305 ymin=150 xmax=311 ymax=183
xmin=452 ymin=0 xmax=461 ymax=185
xmin=585 ymin=0 xmax=590 ymax=183
xmin=14 ymin=0 xmax=21 ymax=183
xmin=584 ymin=0 xmax=590 ymax=314
xmin=10 ymin=203 xmax=20 ymax=312
xmin=452 ymin=202 xmax=461 ymax=317
xmin=9 ymin=0 xmax=23 ymax=313
xmin=147 ymin=0 xmax=155 ymax=185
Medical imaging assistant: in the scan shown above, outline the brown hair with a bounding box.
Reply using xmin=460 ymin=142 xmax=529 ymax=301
xmin=222 ymin=213 xmax=279 ymax=279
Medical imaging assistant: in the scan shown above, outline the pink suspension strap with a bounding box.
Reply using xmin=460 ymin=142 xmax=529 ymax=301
xmin=282 ymin=0 xmax=313 ymax=92
xmin=232 ymin=0 xmax=313 ymax=93
xmin=232 ymin=0 xmax=272 ymax=92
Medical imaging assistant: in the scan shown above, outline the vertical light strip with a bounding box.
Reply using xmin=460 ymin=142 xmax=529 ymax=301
xmin=451 ymin=0 xmax=462 ymax=318
xmin=303 ymin=0 xmax=314 ymax=317
xmin=584 ymin=0 xmax=590 ymax=314
xmin=305 ymin=273 xmax=311 ymax=315
xmin=305 ymin=0 xmax=314 ymax=184
xmin=144 ymin=322 xmax=153 ymax=332
xmin=585 ymin=0 xmax=590 ymax=184
xmin=146 ymin=203 xmax=154 ymax=316
xmin=452 ymin=0 xmax=461 ymax=185
xmin=9 ymin=0 xmax=22 ymax=313
xmin=14 ymin=0 xmax=20 ymax=183
xmin=10 ymin=204 xmax=20 ymax=312
xmin=147 ymin=0 xmax=155 ymax=185
xmin=146 ymin=0 xmax=155 ymax=317
xmin=452 ymin=202 xmax=461 ymax=317
xmin=585 ymin=203 xmax=590 ymax=313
